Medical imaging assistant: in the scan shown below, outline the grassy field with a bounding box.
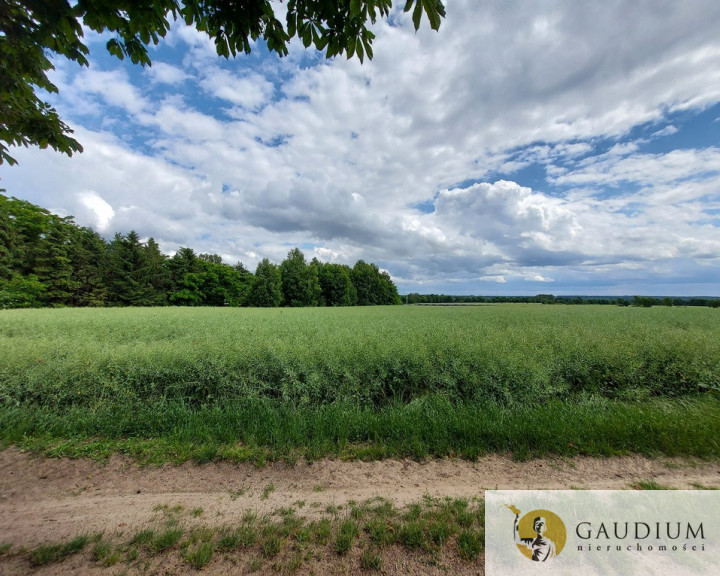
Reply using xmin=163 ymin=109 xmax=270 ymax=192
xmin=1 ymin=304 xmax=719 ymax=462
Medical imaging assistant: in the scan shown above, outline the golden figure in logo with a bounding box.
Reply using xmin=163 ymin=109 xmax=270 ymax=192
xmin=514 ymin=514 xmax=557 ymax=561
xmin=503 ymin=505 xmax=566 ymax=561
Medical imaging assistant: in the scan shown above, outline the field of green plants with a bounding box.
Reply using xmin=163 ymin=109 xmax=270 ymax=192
xmin=1 ymin=304 xmax=719 ymax=462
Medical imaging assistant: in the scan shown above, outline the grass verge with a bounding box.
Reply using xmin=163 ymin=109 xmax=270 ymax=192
xmin=2 ymin=496 xmax=484 ymax=573
xmin=1 ymin=395 xmax=719 ymax=464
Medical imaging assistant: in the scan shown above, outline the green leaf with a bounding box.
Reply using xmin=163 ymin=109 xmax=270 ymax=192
xmin=106 ymin=39 xmax=123 ymax=59
xmin=412 ymin=1 xmax=423 ymax=30
xmin=287 ymin=14 xmax=297 ymax=38
xmin=327 ymin=36 xmax=341 ymax=58
xmin=315 ymin=32 xmax=329 ymax=51
xmin=362 ymin=36 xmax=374 ymax=60
xmin=368 ymin=1 xmax=377 ymax=21
xmin=302 ymin=28 xmax=312 ymax=48
xmin=423 ymin=0 xmax=443 ymax=31
xmin=356 ymin=39 xmax=365 ymax=63
xmin=350 ymin=0 xmax=362 ymax=18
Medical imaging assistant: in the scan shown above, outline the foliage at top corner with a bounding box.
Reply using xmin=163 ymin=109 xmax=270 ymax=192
xmin=0 ymin=0 xmax=446 ymax=166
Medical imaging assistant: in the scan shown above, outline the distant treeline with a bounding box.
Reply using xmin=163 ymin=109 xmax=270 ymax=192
xmin=0 ymin=194 xmax=401 ymax=308
xmin=403 ymin=293 xmax=720 ymax=308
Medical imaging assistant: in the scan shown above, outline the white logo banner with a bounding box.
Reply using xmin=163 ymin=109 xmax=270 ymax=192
xmin=485 ymin=490 xmax=719 ymax=576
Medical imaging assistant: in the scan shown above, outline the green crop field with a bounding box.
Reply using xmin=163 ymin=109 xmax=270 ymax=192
xmin=1 ymin=304 xmax=719 ymax=462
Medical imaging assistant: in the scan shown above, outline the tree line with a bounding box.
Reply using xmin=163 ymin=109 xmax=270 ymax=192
xmin=0 ymin=194 xmax=401 ymax=308
xmin=404 ymin=293 xmax=720 ymax=307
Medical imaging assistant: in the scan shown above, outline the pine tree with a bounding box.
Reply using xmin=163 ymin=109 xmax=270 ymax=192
xmin=142 ymin=238 xmax=170 ymax=305
xmin=34 ymin=217 xmax=79 ymax=306
xmin=70 ymin=226 xmax=108 ymax=306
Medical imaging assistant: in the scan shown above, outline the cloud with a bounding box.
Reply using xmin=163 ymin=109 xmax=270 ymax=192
xmin=552 ymin=147 xmax=720 ymax=188
xmin=146 ymin=62 xmax=189 ymax=85
xmin=71 ymin=68 xmax=148 ymax=115
xmin=199 ymin=68 xmax=275 ymax=110
xmin=76 ymin=191 xmax=115 ymax=232
xmin=2 ymin=0 xmax=720 ymax=295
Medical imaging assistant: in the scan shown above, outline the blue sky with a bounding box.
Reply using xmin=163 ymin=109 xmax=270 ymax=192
xmin=1 ymin=0 xmax=719 ymax=295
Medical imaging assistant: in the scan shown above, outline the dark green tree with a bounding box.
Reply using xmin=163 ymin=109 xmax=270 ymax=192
xmin=280 ymin=248 xmax=321 ymax=307
xmin=351 ymin=260 xmax=401 ymax=305
xmin=0 ymin=193 xmax=13 ymax=280
xmin=0 ymin=194 xmax=49 ymax=275
xmin=191 ymin=255 xmax=252 ymax=306
xmin=106 ymin=230 xmax=158 ymax=305
xmin=1 ymin=0 xmax=445 ymax=165
xmin=231 ymin=262 xmax=254 ymax=306
xmin=70 ymin=226 xmax=108 ymax=306
xmin=168 ymin=246 xmax=202 ymax=305
xmin=250 ymin=258 xmax=282 ymax=307
xmin=141 ymin=238 xmax=170 ymax=305
xmin=317 ymin=261 xmax=357 ymax=306
xmin=33 ymin=216 xmax=79 ymax=306
xmin=0 ymin=273 xmax=46 ymax=308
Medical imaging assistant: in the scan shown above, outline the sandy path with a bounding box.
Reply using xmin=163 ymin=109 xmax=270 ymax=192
xmin=1 ymin=448 xmax=719 ymax=549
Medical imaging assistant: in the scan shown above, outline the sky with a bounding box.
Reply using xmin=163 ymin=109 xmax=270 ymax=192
xmin=1 ymin=0 xmax=719 ymax=296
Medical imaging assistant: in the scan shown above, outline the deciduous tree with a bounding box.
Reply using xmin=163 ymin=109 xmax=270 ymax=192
xmin=280 ymin=248 xmax=321 ymax=307
xmin=250 ymin=257 xmax=282 ymax=307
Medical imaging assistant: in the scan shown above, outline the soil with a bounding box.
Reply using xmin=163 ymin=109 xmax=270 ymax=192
xmin=1 ymin=448 xmax=719 ymax=575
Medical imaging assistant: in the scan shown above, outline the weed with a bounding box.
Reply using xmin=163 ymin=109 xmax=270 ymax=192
xmin=242 ymin=511 xmax=258 ymax=524
xmin=185 ymin=526 xmax=214 ymax=544
xmin=294 ymin=527 xmax=311 ymax=544
xmin=457 ymin=529 xmax=484 ymax=561
xmin=632 ymin=480 xmax=674 ymax=490
xmin=427 ymin=519 xmax=456 ymax=547
xmin=30 ymin=535 xmax=90 ymax=566
xmin=404 ymin=503 xmax=423 ymax=522
xmin=128 ymin=529 xmax=155 ymax=547
xmin=335 ymin=519 xmax=359 ymax=555
xmin=364 ymin=519 xmax=395 ymax=547
xmin=151 ymin=527 xmax=183 ymax=552
xmin=261 ymin=534 xmax=282 ymax=558
xmin=261 ymin=482 xmax=275 ymax=500
xmin=310 ymin=519 xmax=332 ymax=545
xmin=334 ymin=531 xmax=353 ymax=555
xmin=185 ymin=541 xmax=215 ymax=569
xmin=238 ymin=525 xmax=258 ymax=547
xmin=398 ymin=522 xmax=424 ymax=549
xmin=92 ymin=539 xmax=115 ymax=564
xmin=360 ymin=548 xmax=383 ymax=570
xmin=287 ymin=552 xmax=304 ymax=572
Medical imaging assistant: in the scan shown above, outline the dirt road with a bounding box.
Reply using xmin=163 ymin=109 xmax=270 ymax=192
xmin=1 ymin=449 xmax=718 ymax=574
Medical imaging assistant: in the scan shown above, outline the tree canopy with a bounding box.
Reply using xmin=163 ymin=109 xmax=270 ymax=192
xmin=0 ymin=193 xmax=402 ymax=308
xmin=0 ymin=0 xmax=445 ymax=165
